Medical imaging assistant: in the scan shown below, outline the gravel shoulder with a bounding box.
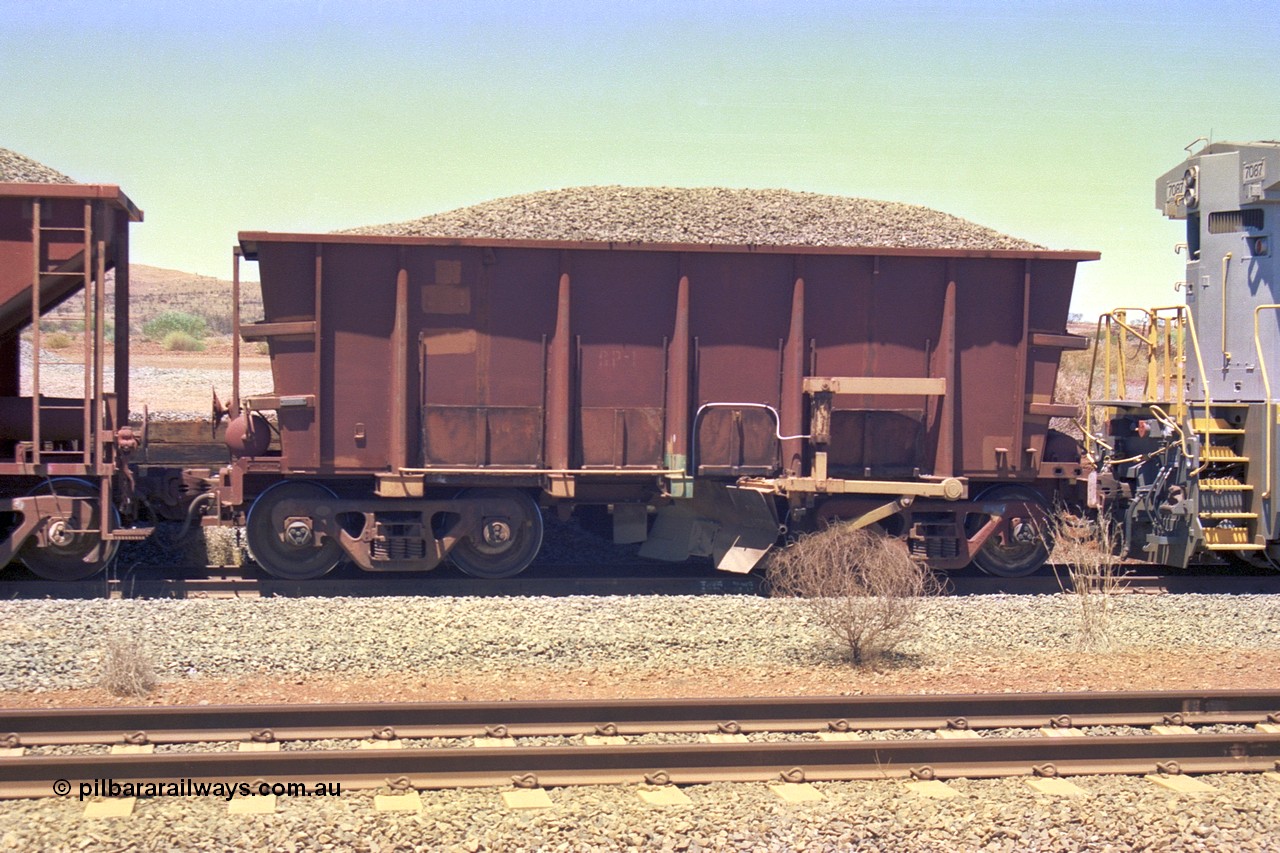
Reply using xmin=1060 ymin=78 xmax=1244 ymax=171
xmin=0 ymin=593 xmax=1276 ymax=708
xmin=20 ymin=339 xmax=272 ymax=421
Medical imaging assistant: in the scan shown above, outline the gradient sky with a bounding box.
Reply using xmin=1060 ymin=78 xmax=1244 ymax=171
xmin=3 ymin=1 xmax=1278 ymax=317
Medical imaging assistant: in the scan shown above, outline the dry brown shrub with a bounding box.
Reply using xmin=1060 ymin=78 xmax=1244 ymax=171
xmin=1047 ymin=509 xmax=1128 ymax=651
xmin=99 ymin=634 xmax=157 ymax=697
xmin=43 ymin=331 xmax=74 ymax=350
xmin=767 ymin=524 xmax=940 ymax=666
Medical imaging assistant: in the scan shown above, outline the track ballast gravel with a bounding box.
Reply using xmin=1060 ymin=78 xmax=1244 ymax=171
xmin=344 ymin=186 xmax=1045 ymax=251
xmin=0 ymin=148 xmax=76 ymax=184
xmin=2 ymin=774 xmax=1278 ymax=852
xmin=1 ymin=592 xmax=1278 ymax=850
xmin=1 ymin=593 xmax=1275 ymax=691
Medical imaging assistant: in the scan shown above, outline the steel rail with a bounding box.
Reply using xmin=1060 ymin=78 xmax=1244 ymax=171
xmin=4 ymin=690 xmax=1278 ymax=746
xmin=0 ymin=569 xmax=767 ymax=601
xmin=2 ymin=567 xmax=1276 ymax=601
xmin=1 ymin=733 xmax=1278 ymax=799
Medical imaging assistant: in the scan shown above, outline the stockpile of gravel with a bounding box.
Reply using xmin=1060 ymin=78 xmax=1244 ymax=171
xmin=0 ymin=594 xmax=1276 ymax=690
xmin=345 ymin=186 xmax=1044 ymax=251
xmin=0 ymin=147 xmax=76 ymax=184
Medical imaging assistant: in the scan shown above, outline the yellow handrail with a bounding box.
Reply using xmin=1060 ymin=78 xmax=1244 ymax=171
xmin=1147 ymin=304 xmax=1188 ymax=416
xmin=1254 ymin=304 xmax=1280 ymax=500
xmin=1180 ymin=307 xmax=1215 ymax=476
xmin=1222 ymin=252 xmax=1233 ymax=363
xmin=1086 ymin=305 xmax=1202 ymax=463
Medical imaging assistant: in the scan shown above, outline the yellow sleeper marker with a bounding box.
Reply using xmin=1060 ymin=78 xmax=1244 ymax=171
xmin=702 ymin=733 xmax=749 ymax=744
xmin=237 ymin=741 xmax=281 ymax=752
xmin=935 ymin=729 xmax=980 ymax=740
xmin=83 ymin=798 xmax=136 ymax=818
xmin=1145 ymin=774 xmax=1216 ymax=794
xmin=768 ymin=782 xmax=826 ymax=803
xmin=904 ymin=780 xmax=960 ymax=799
xmin=817 ymin=732 xmax=863 ymax=742
xmin=374 ymin=792 xmax=423 ymax=813
xmin=358 ymin=739 xmax=404 ymax=750
xmin=1262 ymin=772 xmax=1280 ymax=786
xmin=1255 ymin=723 xmax=1280 ymax=734
xmin=110 ymin=744 xmax=154 ymax=755
xmin=583 ymin=735 xmax=628 ymax=746
xmin=228 ymin=795 xmax=277 ymax=815
xmin=501 ymin=789 xmax=553 ymax=810
xmin=1151 ymin=725 xmax=1197 ymax=735
xmin=1038 ymin=727 xmax=1085 ymax=738
xmin=473 ymin=738 xmax=516 ymax=748
xmin=638 ymin=786 xmax=693 ymax=806
xmin=1026 ymin=778 xmax=1089 ymax=797
xmin=0 ymin=747 xmax=24 ymax=757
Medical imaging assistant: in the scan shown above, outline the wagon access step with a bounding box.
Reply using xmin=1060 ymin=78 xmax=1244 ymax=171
xmin=1192 ymin=409 xmax=1262 ymax=554
xmin=104 ymin=525 xmax=155 ymax=542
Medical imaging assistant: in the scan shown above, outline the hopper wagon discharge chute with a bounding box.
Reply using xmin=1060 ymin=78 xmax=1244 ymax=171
xmin=207 ymin=188 xmax=1098 ymax=580
xmin=1088 ymin=141 xmax=1280 ymax=570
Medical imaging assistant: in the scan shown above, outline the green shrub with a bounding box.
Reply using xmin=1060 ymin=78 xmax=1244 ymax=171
xmin=143 ymin=311 xmax=207 ymax=342
xmin=43 ymin=331 xmax=74 ymax=350
xmin=162 ymin=331 xmax=205 ymax=352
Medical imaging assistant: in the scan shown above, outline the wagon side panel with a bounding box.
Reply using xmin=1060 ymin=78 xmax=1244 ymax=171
xmin=807 ymin=255 xmax=948 ymax=479
xmin=254 ymin=241 xmax=324 ymax=471
xmin=685 ymin=252 xmax=792 ymax=477
xmin=419 ymin=246 xmax=557 ymax=467
xmin=320 ymin=244 xmax=399 ymax=471
xmin=568 ymin=250 xmax=675 ymax=469
xmin=953 ymin=257 xmax=1033 ymax=478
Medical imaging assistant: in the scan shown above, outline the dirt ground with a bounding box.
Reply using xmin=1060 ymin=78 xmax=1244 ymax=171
xmin=120 ymin=338 xmax=270 ymax=373
xmin=1 ymin=648 xmax=1274 ymax=709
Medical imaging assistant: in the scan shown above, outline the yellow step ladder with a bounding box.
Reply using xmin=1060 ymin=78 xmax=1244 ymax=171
xmin=1193 ymin=410 xmax=1261 ymax=552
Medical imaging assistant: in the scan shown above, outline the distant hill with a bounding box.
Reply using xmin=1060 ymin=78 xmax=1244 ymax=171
xmin=46 ymin=264 xmax=263 ymax=337
xmin=124 ymin=265 xmax=263 ymax=333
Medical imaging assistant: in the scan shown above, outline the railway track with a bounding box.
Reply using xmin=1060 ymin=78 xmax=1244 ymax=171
xmin=0 ymin=563 xmax=1275 ymax=599
xmin=2 ymin=690 xmax=1278 ymax=799
xmin=0 ymin=564 xmax=766 ymax=599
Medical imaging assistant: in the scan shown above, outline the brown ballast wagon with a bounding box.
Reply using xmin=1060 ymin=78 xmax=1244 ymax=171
xmin=218 ymin=231 xmax=1097 ymax=579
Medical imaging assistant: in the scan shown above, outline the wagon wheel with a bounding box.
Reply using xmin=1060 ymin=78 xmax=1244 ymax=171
xmin=965 ymin=485 xmax=1052 ymax=578
xmin=449 ymin=489 xmax=544 ymax=579
xmin=20 ymin=478 xmax=119 ymax=581
xmin=245 ymin=481 xmax=343 ymax=580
